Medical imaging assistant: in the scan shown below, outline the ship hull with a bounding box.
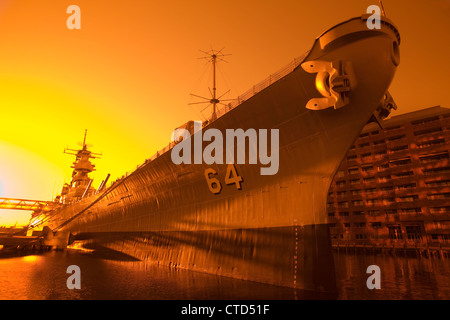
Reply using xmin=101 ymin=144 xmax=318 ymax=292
xmin=77 ymin=225 xmax=333 ymax=295
xmin=36 ymin=16 xmax=400 ymax=295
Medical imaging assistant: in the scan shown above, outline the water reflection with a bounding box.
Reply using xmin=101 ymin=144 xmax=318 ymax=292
xmin=0 ymin=249 xmax=449 ymax=300
xmin=0 ymin=249 xmax=302 ymax=300
xmin=334 ymin=252 xmax=450 ymax=299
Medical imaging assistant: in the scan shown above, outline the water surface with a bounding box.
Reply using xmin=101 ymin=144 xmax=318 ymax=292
xmin=0 ymin=248 xmax=448 ymax=300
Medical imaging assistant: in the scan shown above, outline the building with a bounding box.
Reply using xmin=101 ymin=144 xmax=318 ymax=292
xmin=327 ymin=106 xmax=450 ymax=252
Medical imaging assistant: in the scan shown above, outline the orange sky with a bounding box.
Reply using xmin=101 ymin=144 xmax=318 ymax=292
xmin=0 ymin=0 xmax=449 ymax=226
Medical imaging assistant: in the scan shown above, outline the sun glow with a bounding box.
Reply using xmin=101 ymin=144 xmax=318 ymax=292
xmin=0 ymin=141 xmax=64 ymax=226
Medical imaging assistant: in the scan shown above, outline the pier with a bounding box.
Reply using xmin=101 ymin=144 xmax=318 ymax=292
xmin=0 ymin=234 xmax=53 ymax=252
xmin=0 ymin=197 xmax=61 ymax=252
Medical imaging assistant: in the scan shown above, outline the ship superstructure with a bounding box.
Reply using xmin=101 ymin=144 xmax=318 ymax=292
xmin=59 ymin=130 xmax=101 ymax=204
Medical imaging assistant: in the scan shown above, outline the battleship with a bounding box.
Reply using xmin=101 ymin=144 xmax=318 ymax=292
xmin=26 ymin=13 xmax=400 ymax=295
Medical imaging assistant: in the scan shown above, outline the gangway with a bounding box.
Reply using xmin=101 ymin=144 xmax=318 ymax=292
xmin=0 ymin=197 xmax=54 ymax=211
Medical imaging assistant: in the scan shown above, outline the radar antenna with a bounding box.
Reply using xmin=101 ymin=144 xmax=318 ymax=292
xmin=188 ymin=48 xmax=235 ymax=121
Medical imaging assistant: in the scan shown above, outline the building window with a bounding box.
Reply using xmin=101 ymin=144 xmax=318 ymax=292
xmin=365 ymin=187 xmax=377 ymax=194
xmin=344 ymin=223 xmax=351 ymax=228
xmin=375 ymin=150 xmax=387 ymax=155
xmin=406 ymin=225 xmax=422 ymax=241
xmin=363 ymin=177 xmax=376 ymax=183
xmin=355 ymin=222 xmax=366 ymax=228
xmin=338 ymin=202 xmax=348 ymax=208
xmin=336 ymin=170 xmax=345 ymax=178
xmin=378 ymin=175 xmax=391 ymax=182
xmin=426 ymin=180 xmax=450 ymax=188
xmin=387 ymin=134 xmax=405 ymax=141
xmin=411 ymin=116 xmax=439 ymax=125
xmin=430 ymin=207 xmax=450 ymax=214
xmin=432 ymin=234 xmax=450 ymax=241
xmin=351 ymin=189 xmax=362 ymax=196
xmin=396 ymin=183 xmax=416 ymax=190
xmin=336 ymin=180 xmax=346 ymax=187
xmin=392 ymin=171 xmax=414 ymax=178
xmin=373 ymin=140 xmax=385 ymax=145
xmin=389 ymin=158 xmax=411 ymax=167
xmin=419 ymin=153 xmax=449 ymax=163
xmin=427 ymin=193 xmax=447 ymax=201
xmin=340 ymin=212 xmax=349 ymax=217
xmin=371 ymin=222 xmax=382 ymax=228
xmin=386 ymin=209 xmax=397 ymax=214
xmin=389 ymin=145 xmax=408 ymax=153
xmin=328 ymin=212 xmax=335 ymax=217
xmin=383 ymin=198 xmax=395 ymax=205
xmin=385 ymin=125 xmax=402 ymax=131
xmin=356 ymin=234 xmax=368 ymax=239
xmin=413 ymin=127 xmax=442 ymax=136
xmin=336 ymin=191 xmax=347 ymax=197
xmin=362 ymin=165 xmax=374 ymax=173
xmin=353 ymin=211 xmax=364 ymax=216
xmin=399 ymin=195 xmax=419 ymax=202
xmin=388 ymin=225 xmax=403 ymax=239
xmin=359 ymin=142 xmax=370 ymax=148
xmin=359 ymin=133 xmax=369 ymax=138
xmin=428 ymin=193 xmax=450 ymax=200
xmin=352 ymin=200 xmax=363 ymax=206
xmin=348 ymin=167 xmax=359 ymax=175
xmin=368 ymin=210 xmax=380 ymax=216
xmin=347 ymin=155 xmax=357 ymax=161
xmin=367 ymin=199 xmax=378 ymax=205
xmin=400 ymin=208 xmax=422 ymax=214
xmin=417 ymin=139 xmax=445 ymax=148
xmin=374 ymin=150 xmax=387 ymax=158
xmin=350 ymin=179 xmax=360 ymax=185
xmin=423 ymin=167 xmax=450 ymax=175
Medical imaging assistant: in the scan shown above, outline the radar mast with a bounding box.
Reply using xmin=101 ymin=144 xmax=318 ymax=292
xmin=188 ymin=48 xmax=234 ymax=122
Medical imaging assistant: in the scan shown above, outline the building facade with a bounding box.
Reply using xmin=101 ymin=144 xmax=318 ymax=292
xmin=327 ymin=106 xmax=450 ymax=250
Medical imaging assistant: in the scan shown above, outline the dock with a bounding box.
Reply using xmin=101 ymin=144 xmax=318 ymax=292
xmin=0 ymin=235 xmax=47 ymax=251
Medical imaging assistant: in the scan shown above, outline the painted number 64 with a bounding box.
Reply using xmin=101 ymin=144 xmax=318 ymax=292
xmin=205 ymin=163 xmax=243 ymax=194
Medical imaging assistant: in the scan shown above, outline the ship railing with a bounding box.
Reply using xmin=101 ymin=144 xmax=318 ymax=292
xmin=214 ymin=51 xmax=308 ymax=119
xmin=137 ymin=51 xmax=310 ymax=173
